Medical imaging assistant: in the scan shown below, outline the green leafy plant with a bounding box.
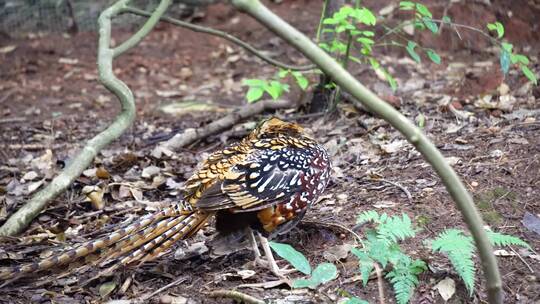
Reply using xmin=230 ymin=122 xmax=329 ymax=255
xmin=427 ymin=228 xmax=531 ymax=295
xmin=243 ymin=0 xmax=536 ymax=109
xmin=269 ymin=211 xmax=530 ymax=304
xmin=242 ymin=78 xmax=289 ymax=103
xmin=351 ymin=211 xmax=427 ymax=304
xmin=269 ymin=241 xmax=338 ymax=289
xmin=319 ymin=4 xmax=398 ymax=92
xmin=242 ymin=68 xmax=310 ymax=103
xmin=485 ymin=22 xmax=537 ymax=85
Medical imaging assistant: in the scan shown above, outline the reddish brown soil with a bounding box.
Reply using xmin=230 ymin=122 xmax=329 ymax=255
xmin=0 ymin=1 xmax=539 ymax=303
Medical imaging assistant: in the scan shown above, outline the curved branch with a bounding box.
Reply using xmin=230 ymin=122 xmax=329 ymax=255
xmin=229 ymin=0 xmax=503 ymax=303
xmin=120 ymin=6 xmax=315 ymax=71
xmin=0 ymin=0 xmax=171 ymax=236
xmin=113 ymin=0 xmax=172 ymax=57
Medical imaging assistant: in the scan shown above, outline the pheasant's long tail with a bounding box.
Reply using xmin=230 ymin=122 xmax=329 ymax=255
xmin=0 ymin=205 xmax=209 ymax=281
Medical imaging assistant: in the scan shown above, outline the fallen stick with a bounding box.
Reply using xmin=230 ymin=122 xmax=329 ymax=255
xmin=158 ymin=99 xmax=294 ymax=152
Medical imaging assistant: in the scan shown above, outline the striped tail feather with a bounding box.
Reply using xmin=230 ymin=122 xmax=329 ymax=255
xmin=0 ymin=204 xmax=199 ymax=282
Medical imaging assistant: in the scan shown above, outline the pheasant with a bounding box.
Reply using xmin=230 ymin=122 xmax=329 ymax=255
xmin=0 ymin=117 xmax=332 ymax=282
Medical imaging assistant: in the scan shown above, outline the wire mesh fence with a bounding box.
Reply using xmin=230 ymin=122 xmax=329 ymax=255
xmin=0 ymin=0 xmax=209 ymax=36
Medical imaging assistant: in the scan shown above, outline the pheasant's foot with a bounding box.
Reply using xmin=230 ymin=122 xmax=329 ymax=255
xmin=256 ymin=231 xmax=297 ymax=278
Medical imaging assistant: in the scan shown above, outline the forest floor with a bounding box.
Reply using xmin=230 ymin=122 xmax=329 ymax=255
xmin=0 ymin=1 xmax=539 ymax=303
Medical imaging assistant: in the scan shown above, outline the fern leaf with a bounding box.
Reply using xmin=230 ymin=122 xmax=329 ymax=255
xmin=357 ymin=210 xmax=380 ymax=224
xmin=385 ymin=256 xmax=425 ymax=304
xmin=486 ymin=231 xmax=531 ymax=249
xmin=430 ymin=229 xmax=476 ymax=295
xmin=377 ymin=213 xmax=416 ymax=243
xmin=351 ymin=247 xmax=374 ymax=286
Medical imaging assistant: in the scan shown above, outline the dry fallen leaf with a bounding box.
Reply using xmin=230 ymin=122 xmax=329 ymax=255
xmin=0 ymin=45 xmax=17 ymax=54
xmin=96 ymin=166 xmax=111 ymax=179
xmin=83 ymin=185 xmax=105 ymax=210
xmin=141 ymin=165 xmax=160 ymax=179
xmin=22 ymin=171 xmax=39 ymax=181
xmin=98 ymin=281 xmax=117 ymax=298
xmin=435 ymin=277 xmax=456 ymax=301
xmin=237 ymin=269 xmax=256 ymax=279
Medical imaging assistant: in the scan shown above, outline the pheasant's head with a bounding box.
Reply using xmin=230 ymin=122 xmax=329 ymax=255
xmin=250 ymin=117 xmax=306 ymax=139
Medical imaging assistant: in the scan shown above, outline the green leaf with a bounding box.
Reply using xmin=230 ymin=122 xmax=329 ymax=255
xmin=246 ymin=87 xmax=264 ymax=103
xmin=383 ymin=69 xmax=398 ymax=91
xmin=357 ymin=37 xmax=374 ymax=46
xmin=415 ymin=3 xmax=432 ymax=18
xmin=357 ymin=210 xmax=381 ymax=224
xmin=269 ymin=241 xmax=311 ymax=275
xmin=487 ymin=231 xmax=532 ymax=249
xmin=242 ymin=78 xmax=265 ymax=87
xmin=487 ymin=21 xmax=504 ymax=39
xmin=430 ymin=229 xmax=476 ymax=294
xmin=521 ymin=65 xmax=537 ymax=85
xmin=292 ymin=263 xmax=337 ymax=289
xmin=351 ymin=247 xmax=374 ymax=286
xmin=361 ymin=30 xmax=375 ymax=37
xmin=442 ymin=15 xmax=452 ymax=23
xmin=265 ymin=81 xmax=287 ymax=100
xmin=292 ymin=72 xmax=309 ymax=90
xmin=406 ymin=41 xmax=421 ymax=63
xmin=344 ymin=297 xmax=369 ymax=304
xmin=500 ymin=48 xmax=510 ymax=75
xmin=511 ymin=54 xmax=530 ymax=65
xmin=369 ymin=58 xmax=380 ymax=69
xmin=416 ymin=113 xmax=425 ymax=128
xmin=399 ymin=1 xmax=415 ymax=10
xmin=501 ymin=42 xmax=513 ymax=53
xmin=278 ymin=69 xmax=289 ymax=78
xmin=425 ymin=49 xmax=441 ymax=64
xmin=323 ymin=17 xmax=338 ymax=25
xmin=422 ymin=17 xmax=438 ymax=33
xmin=319 ymin=43 xmax=331 ymax=51
xmin=311 ymin=263 xmax=338 ymax=284
xmin=292 ymin=278 xmax=318 ymax=289
xmin=352 ymin=7 xmax=376 ymax=25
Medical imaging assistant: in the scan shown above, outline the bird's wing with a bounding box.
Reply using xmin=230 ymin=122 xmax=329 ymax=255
xmin=195 ymin=146 xmax=309 ymax=212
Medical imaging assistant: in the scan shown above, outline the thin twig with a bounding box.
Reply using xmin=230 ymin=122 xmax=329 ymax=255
xmin=140 ymin=276 xmax=188 ymax=301
xmin=372 ymin=178 xmax=413 ymax=204
xmin=207 ymin=289 xmax=265 ymax=304
xmin=121 ymin=7 xmax=315 ymax=71
xmin=373 ymin=262 xmax=386 ymax=304
xmin=507 ymin=246 xmax=534 ymax=273
xmin=377 ymin=18 xmax=499 ymax=45
xmin=302 ymin=219 xmax=364 ymax=247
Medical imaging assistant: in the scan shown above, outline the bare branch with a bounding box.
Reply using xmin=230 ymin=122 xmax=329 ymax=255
xmin=121 ymin=6 xmax=315 ymax=71
xmin=0 ymin=0 xmax=172 ymax=236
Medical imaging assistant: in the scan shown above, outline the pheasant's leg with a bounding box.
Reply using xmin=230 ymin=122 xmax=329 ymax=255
xmin=246 ymin=227 xmax=263 ymax=261
xmin=256 ymin=232 xmax=296 ymax=277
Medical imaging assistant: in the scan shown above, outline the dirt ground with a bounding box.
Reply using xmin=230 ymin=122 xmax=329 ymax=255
xmin=0 ymin=0 xmax=539 ymax=303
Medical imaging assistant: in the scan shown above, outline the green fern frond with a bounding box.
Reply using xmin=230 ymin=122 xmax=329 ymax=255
xmin=377 ymin=213 xmax=416 ymax=243
xmin=486 ymin=231 xmax=531 ymax=249
xmin=430 ymin=229 xmax=475 ymax=294
xmin=351 ymin=247 xmax=374 ymax=286
xmin=357 ymin=210 xmax=381 ymax=224
xmin=385 ymin=256 xmax=426 ymax=304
